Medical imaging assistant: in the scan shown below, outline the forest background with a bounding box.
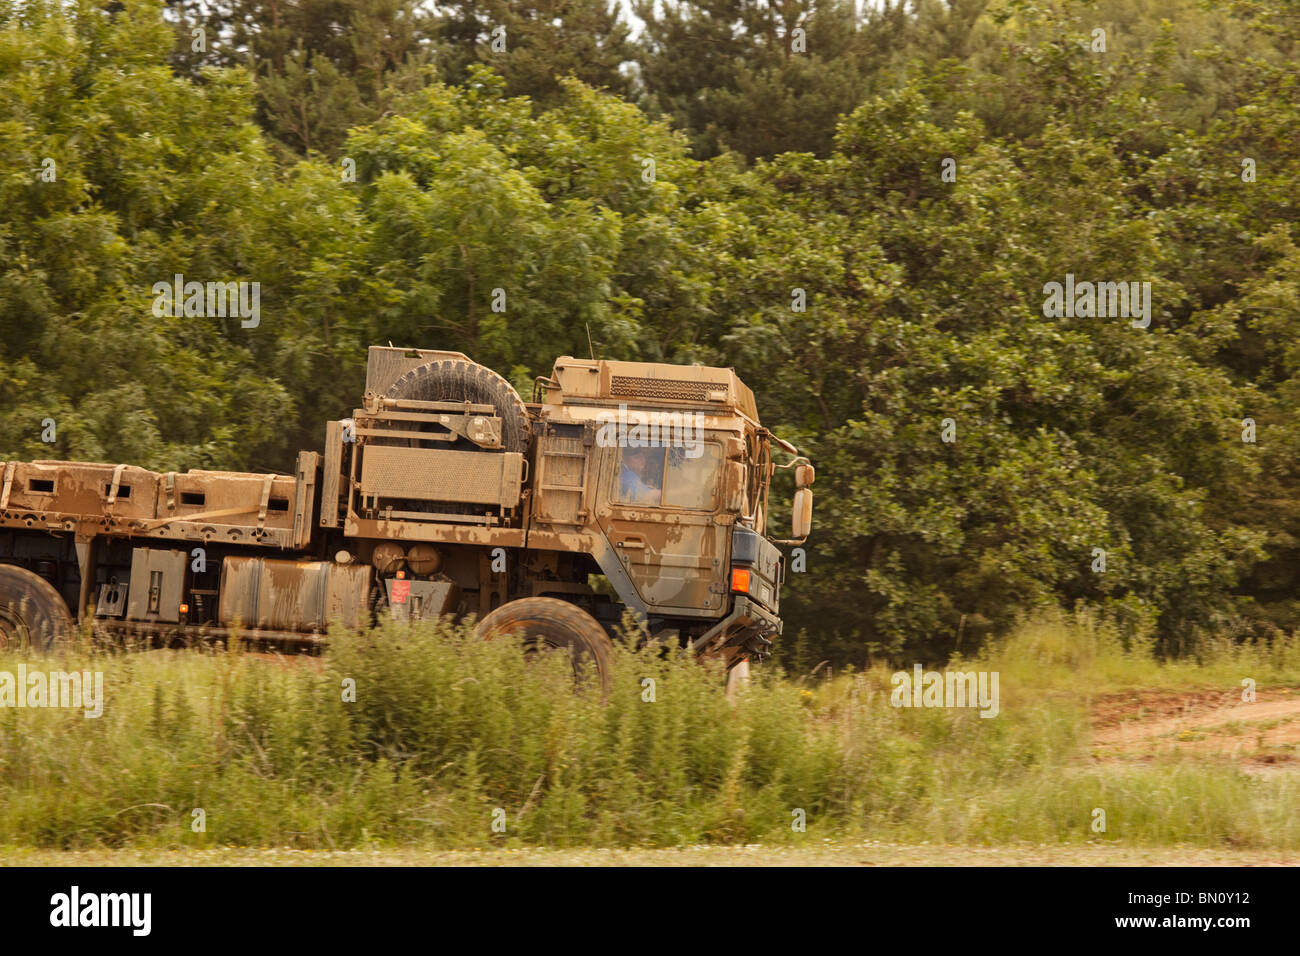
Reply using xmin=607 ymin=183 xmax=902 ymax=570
xmin=3 ymin=0 xmax=1299 ymax=665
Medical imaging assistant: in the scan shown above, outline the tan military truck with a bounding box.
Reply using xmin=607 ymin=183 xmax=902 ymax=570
xmin=0 ymin=347 xmax=813 ymax=687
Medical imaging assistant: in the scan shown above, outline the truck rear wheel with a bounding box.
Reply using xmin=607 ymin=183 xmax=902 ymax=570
xmin=477 ymin=597 xmax=613 ymax=693
xmin=0 ymin=565 xmax=74 ymax=653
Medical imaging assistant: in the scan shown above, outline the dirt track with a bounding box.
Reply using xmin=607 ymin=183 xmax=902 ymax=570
xmin=1089 ymin=685 xmax=1300 ymax=769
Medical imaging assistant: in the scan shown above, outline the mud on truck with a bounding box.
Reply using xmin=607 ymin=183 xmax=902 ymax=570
xmin=0 ymin=347 xmax=814 ymax=689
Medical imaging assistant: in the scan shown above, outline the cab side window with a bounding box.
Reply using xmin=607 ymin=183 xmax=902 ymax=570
xmin=663 ymin=444 xmax=721 ymax=510
xmin=614 ymin=444 xmax=721 ymax=511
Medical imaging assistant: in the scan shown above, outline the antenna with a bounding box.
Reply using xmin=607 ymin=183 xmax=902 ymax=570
xmin=585 ymin=323 xmax=596 ymax=360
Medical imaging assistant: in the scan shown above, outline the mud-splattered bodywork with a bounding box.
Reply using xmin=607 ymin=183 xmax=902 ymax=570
xmin=0 ymin=347 xmax=798 ymax=666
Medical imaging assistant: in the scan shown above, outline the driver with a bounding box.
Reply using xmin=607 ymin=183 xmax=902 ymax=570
xmin=619 ymin=446 xmax=664 ymax=505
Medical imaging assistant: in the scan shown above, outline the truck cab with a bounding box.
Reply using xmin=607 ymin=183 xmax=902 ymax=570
xmin=530 ymin=356 xmax=807 ymax=667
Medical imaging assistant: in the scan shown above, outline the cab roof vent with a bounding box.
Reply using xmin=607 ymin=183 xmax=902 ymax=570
xmin=610 ymin=375 xmax=719 ymax=402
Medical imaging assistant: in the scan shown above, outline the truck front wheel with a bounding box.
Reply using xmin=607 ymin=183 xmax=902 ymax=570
xmin=477 ymin=597 xmax=613 ymax=693
xmin=0 ymin=564 xmax=74 ymax=653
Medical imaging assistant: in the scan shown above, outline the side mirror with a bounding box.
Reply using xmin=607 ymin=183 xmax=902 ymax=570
xmin=792 ymin=487 xmax=813 ymax=540
xmin=795 ymin=463 xmax=815 ymax=488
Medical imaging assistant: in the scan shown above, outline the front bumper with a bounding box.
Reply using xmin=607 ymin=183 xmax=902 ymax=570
xmin=690 ymin=595 xmax=784 ymax=669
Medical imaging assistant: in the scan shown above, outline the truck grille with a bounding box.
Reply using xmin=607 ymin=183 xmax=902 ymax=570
xmin=610 ymin=375 xmax=714 ymax=402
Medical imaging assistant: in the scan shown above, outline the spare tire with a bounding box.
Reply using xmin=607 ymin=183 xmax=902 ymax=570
xmin=386 ymin=358 xmax=530 ymax=454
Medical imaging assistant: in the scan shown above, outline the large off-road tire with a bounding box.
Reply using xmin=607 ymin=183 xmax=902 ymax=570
xmin=0 ymin=564 xmax=74 ymax=653
xmin=386 ymin=358 xmax=530 ymax=455
xmin=477 ymin=597 xmax=614 ymax=693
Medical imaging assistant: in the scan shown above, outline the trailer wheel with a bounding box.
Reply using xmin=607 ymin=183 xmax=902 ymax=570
xmin=477 ymin=597 xmax=613 ymax=693
xmin=386 ymin=358 xmax=530 ymax=454
xmin=0 ymin=565 xmax=74 ymax=653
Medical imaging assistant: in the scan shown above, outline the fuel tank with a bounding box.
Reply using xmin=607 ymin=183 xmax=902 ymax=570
xmin=218 ymin=556 xmax=371 ymax=632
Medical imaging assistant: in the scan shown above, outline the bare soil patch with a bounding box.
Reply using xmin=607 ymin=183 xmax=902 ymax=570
xmin=1088 ymin=685 xmax=1300 ymax=769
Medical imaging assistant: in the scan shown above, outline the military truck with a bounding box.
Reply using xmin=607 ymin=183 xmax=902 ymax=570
xmin=0 ymin=347 xmax=813 ymax=687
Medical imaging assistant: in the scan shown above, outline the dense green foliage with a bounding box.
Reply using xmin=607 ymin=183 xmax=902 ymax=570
xmin=2 ymin=0 xmax=1299 ymax=663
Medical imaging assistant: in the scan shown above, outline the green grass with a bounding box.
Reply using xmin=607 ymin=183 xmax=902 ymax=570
xmin=0 ymin=611 xmax=1297 ymax=851
xmin=970 ymin=608 xmax=1300 ymax=693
